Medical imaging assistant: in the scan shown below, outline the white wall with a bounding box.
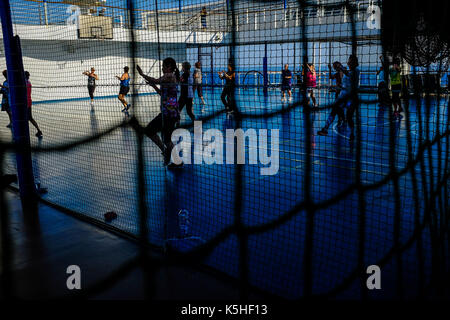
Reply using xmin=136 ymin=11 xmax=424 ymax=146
xmin=0 ymin=23 xmax=225 ymax=102
xmin=0 ymin=39 xmax=187 ymax=102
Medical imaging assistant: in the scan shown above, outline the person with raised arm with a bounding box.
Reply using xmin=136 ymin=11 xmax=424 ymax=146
xmin=317 ymin=62 xmax=346 ymax=136
xmin=82 ymin=67 xmax=99 ymax=107
xmin=218 ymin=63 xmax=237 ymax=114
xmin=136 ymin=58 xmax=182 ymax=168
xmin=116 ymin=66 xmax=131 ymax=113
xmin=317 ymin=55 xmax=360 ymax=140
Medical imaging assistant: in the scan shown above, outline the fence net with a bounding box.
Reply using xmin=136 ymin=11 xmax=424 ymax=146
xmin=0 ymin=0 xmax=449 ymax=299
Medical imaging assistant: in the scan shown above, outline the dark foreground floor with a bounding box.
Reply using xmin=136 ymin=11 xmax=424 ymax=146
xmin=0 ymin=190 xmax=267 ymax=300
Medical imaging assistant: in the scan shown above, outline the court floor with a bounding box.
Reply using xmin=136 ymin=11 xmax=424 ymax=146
xmin=1 ymin=87 xmax=448 ymax=298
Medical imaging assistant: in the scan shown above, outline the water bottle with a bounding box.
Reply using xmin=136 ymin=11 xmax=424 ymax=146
xmin=178 ymin=209 xmax=190 ymax=238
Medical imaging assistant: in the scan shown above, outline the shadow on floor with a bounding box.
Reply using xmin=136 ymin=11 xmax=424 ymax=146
xmin=0 ymin=191 xmax=264 ymax=300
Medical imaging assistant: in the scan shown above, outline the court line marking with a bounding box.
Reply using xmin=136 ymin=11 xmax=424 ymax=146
xmin=33 ymin=92 xmax=158 ymax=105
xmin=162 ymin=138 xmax=439 ymax=182
xmin=331 ymin=119 xmax=417 ymax=147
xmin=331 ymin=119 xmax=446 ymax=152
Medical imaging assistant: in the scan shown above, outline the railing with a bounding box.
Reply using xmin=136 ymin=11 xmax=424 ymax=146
xmin=10 ymin=0 xmax=378 ymax=33
xmin=198 ymin=70 xmax=381 ymax=88
xmin=199 ymin=69 xmax=449 ymax=92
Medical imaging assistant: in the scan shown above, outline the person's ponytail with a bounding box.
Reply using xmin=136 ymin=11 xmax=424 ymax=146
xmin=174 ymin=67 xmax=181 ymax=82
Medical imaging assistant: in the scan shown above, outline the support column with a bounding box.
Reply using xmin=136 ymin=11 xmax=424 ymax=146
xmin=263 ymin=42 xmax=268 ymax=97
xmin=0 ymin=0 xmax=37 ymax=214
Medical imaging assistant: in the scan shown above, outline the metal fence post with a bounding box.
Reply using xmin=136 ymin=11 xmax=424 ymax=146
xmin=263 ymin=42 xmax=268 ymax=96
xmin=43 ymin=0 xmax=49 ymax=26
xmin=0 ymin=0 xmax=37 ymax=214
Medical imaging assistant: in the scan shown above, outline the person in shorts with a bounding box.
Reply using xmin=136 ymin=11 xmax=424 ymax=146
xmin=281 ymin=64 xmax=293 ymax=102
xmin=25 ymin=71 xmax=43 ymax=138
xmin=389 ymin=57 xmax=403 ymax=118
xmin=305 ymin=63 xmax=317 ymax=108
xmin=376 ymin=55 xmax=391 ymax=108
xmin=83 ymin=67 xmax=99 ymax=107
xmin=136 ymin=58 xmax=182 ymax=168
xmin=116 ymin=66 xmax=131 ymax=112
xmin=317 ymin=55 xmax=360 ymax=140
xmin=193 ymin=61 xmax=206 ymax=105
xmin=0 ymin=70 xmax=12 ymax=128
xmin=218 ymin=63 xmax=237 ymax=114
xmin=179 ymin=62 xmax=195 ymax=121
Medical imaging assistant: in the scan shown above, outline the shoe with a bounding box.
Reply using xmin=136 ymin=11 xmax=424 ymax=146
xmin=128 ymin=116 xmax=139 ymax=128
xmin=104 ymin=211 xmax=118 ymax=222
xmin=394 ymin=112 xmax=403 ymax=119
xmin=36 ymin=131 xmax=43 ymax=138
xmin=3 ymin=174 xmax=17 ymax=186
xmin=36 ymin=186 xmax=48 ymax=194
xmin=317 ymin=128 xmax=328 ymax=136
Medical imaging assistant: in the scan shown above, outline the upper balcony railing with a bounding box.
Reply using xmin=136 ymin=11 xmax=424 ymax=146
xmin=9 ymin=0 xmax=380 ymax=33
